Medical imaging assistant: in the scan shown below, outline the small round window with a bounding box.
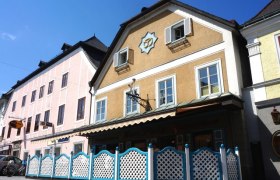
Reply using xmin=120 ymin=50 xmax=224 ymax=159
xmin=272 ymin=130 xmax=280 ymax=157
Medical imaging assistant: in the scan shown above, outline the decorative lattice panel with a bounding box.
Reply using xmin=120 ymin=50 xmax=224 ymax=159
xmin=93 ymin=152 xmax=115 ymax=179
xmin=227 ymin=151 xmax=240 ymax=180
xmin=119 ymin=149 xmax=147 ymax=180
xmin=27 ymin=156 xmax=39 ymax=175
xmin=71 ymin=153 xmax=89 ymax=178
xmin=155 ymin=147 xmax=185 ymax=180
xmin=192 ymin=149 xmax=221 ymax=180
xmin=39 ymin=156 xmax=53 ymax=177
xmin=54 ymin=155 xmax=69 ymax=177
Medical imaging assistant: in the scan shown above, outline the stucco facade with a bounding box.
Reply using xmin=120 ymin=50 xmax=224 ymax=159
xmin=241 ymin=0 xmax=280 ymax=179
xmin=0 ymin=37 xmax=107 ymax=162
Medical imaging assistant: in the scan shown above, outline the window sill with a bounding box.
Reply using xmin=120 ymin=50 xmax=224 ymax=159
xmin=115 ymin=63 xmax=130 ymax=74
xmin=167 ymin=37 xmax=190 ymax=52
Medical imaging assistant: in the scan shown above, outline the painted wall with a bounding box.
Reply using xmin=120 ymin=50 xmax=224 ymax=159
xmin=0 ymin=48 xmax=95 ymax=158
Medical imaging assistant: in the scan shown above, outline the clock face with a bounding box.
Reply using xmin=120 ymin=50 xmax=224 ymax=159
xmin=139 ymin=32 xmax=158 ymax=54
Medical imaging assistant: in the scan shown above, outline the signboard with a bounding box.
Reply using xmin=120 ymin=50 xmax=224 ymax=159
xmin=9 ymin=120 xmax=23 ymax=129
xmin=40 ymin=121 xmax=53 ymax=127
xmin=139 ymin=32 xmax=158 ymax=54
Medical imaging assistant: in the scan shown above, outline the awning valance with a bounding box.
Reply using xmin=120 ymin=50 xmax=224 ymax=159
xmin=80 ymin=111 xmax=176 ymax=135
xmin=31 ymin=132 xmax=80 ymax=143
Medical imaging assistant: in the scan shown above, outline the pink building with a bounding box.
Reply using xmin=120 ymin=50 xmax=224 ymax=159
xmin=0 ymin=36 xmax=107 ymax=162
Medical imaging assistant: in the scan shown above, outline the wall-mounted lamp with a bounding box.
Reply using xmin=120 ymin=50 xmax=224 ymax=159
xmin=271 ymin=107 xmax=280 ymax=125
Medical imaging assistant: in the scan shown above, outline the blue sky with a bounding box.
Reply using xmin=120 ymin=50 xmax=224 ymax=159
xmin=0 ymin=0 xmax=269 ymax=93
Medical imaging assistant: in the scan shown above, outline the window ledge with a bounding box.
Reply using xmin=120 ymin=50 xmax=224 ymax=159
xmin=167 ymin=37 xmax=190 ymax=51
xmin=115 ymin=63 xmax=130 ymax=73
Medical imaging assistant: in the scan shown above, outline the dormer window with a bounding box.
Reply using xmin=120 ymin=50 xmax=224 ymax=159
xmin=165 ymin=18 xmax=192 ymax=45
xmin=114 ymin=47 xmax=133 ymax=72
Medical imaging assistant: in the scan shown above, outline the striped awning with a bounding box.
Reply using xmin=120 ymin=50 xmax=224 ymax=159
xmin=31 ymin=132 xmax=80 ymax=143
xmin=80 ymin=111 xmax=176 ymax=135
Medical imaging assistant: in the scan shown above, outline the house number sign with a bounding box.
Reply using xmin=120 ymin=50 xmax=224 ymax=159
xmin=139 ymin=32 xmax=158 ymax=54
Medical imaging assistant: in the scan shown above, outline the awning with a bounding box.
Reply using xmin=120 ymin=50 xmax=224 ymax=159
xmin=81 ymin=111 xmax=176 ymax=135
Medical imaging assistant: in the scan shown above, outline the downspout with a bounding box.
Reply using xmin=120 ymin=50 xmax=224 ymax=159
xmin=88 ymin=82 xmax=93 ymax=126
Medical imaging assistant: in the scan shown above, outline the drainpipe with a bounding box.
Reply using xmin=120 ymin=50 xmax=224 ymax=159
xmin=88 ymin=83 xmax=93 ymax=126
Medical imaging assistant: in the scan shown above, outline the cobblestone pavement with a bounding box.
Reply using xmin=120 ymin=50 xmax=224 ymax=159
xmin=0 ymin=176 xmax=47 ymax=180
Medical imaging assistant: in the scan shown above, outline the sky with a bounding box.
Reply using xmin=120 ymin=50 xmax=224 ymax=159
xmin=0 ymin=0 xmax=269 ymax=94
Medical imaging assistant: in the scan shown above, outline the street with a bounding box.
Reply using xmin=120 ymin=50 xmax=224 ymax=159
xmin=0 ymin=176 xmax=46 ymax=180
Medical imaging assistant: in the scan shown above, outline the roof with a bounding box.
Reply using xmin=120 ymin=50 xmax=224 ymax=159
xmin=89 ymin=0 xmax=238 ymax=87
xmin=11 ymin=35 xmax=107 ymax=90
xmin=242 ymin=0 xmax=280 ymax=27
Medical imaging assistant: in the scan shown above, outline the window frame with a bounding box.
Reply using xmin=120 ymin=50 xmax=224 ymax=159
xmin=114 ymin=47 xmax=129 ymax=67
xmin=155 ymin=75 xmax=177 ymax=108
xmin=12 ymin=101 xmax=16 ymax=112
xmin=21 ymin=95 xmax=26 ymax=107
xmin=76 ymin=97 xmax=86 ymax=121
xmin=195 ymin=60 xmax=224 ymax=98
xmin=7 ymin=126 xmax=11 ymax=139
xmin=39 ymin=85 xmax=45 ymax=99
xmin=123 ymin=87 xmax=140 ymax=116
xmin=73 ymin=142 xmax=83 ymax=155
xmin=57 ymin=104 xmax=65 ymax=126
xmin=48 ymin=80 xmax=54 ymax=94
xmin=26 ymin=117 xmax=32 ymax=134
xmin=61 ymin=72 xmax=68 ymax=88
xmin=165 ymin=18 xmax=192 ymax=44
xmin=31 ymin=90 xmax=36 ymax=102
xmin=54 ymin=146 xmax=61 ymax=156
xmin=95 ymin=97 xmax=107 ymax=123
xmin=43 ymin=110 xmax=50 ymax=129
xmin=274 ymin=33 xmax=280 ymax=65
xmin=34 ymin=114 xmax=40 ymax=132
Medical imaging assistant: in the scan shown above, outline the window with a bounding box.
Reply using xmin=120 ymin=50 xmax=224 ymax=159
xmin=54 ymin=147 xmax=61 ymax=156
xmin=21 ymin=95 xmax=26 ymax=107
xmin=196 ymin=61 xmax=223 ymax=97
xmin=44 ymin=148 xmax=51 ymax=155
xmin=26 ymin=117 xmax=32 ymax=134
xmin=48 ymin=80 xmax=54 ymax=94
xmin=31 ymin=90 xmax=36 ymax=102
xmin=157 ymin=76 xmax=175 ymax=107
xmin=12 ymin=101 xmax=16 ymax=112
xmin=16 ymin=128 xmax=21 ymax=136
xmin=23 ymin=152 xmax=29 ymax=162
xmin=125 ymin=89 xmax=139 ymax=115
xmin=113 ymin=48 xmax=133 ymax=69
xmin=165 ymin=18 xmax=192 ymax=44
xmin=77 ymin=97 xmax=85 ymax=120
xmin=96 ymin=99 xmax=106 ymax=122
xmin=74 ymin=143 xmax=83 ymax=155
xmin=61 ymin=73 xmax=68 ymax=88
xmin=275 ymin=34 xmax=280 ymax=64
xmin=57 ymin=104 xmax=65 ymax=125
xmin=35 ymin=150 xmax=41 ymax=157
xmin=1 ymin=127 xmax=5 ymax=138
xmin=7 ymin=126 xmax=11 ymax=138
xmin=43 ymin=110 xmax=50 ymax=129
xmin=39 ymin=85 xmax=45 ymax=98
xmin=34 ymin=114 xmax=40 ymax=132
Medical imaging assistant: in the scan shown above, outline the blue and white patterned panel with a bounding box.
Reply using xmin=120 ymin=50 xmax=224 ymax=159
xmin=39 ymin=155 xmax=53 ymax=177
xmin=93 ymin=151 xmax=115 ymax=179
xmin=119 ymin=148 xmax=148 ymax=180
xmin=54 ymin=154 xmax=69 ymax=178
xmin=27 ymin=156 xmax=39 ymax=176
xmin=227 ymin=150 xmax=240 ymax=180
xmin=192 ymin=148 xmax=221 ymax=180
xmin=154 ymin=147 xmax=185 ymax=180
xmin=71 ymin=152 xmax=89 ymax=178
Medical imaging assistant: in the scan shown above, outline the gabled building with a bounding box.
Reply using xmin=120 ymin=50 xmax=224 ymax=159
xmin=241 ymin=0 xmax=280 ymax=179
xmin=0 ymin=36 xmax=107 ymax=161
xmin=75 ymin=0 xmax=252 ymax=178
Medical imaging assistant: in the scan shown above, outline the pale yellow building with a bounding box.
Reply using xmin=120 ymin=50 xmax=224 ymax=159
xmin=241 ymin=0 xmax=280 ymax=179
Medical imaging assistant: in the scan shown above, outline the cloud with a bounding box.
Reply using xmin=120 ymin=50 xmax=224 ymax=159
xmin=1 ymin=32 xmax=16 ymax=41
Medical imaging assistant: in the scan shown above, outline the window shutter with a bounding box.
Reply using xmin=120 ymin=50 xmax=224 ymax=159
xmin=184 ymin=18 xmax=192 ymax=36
xmin=113 ymin=52 xmax=119 ymax=67
xmin=128 ymin=49 xmax=134 ymax=64
xmin=165 ymin=26 xmax=171 ymax=44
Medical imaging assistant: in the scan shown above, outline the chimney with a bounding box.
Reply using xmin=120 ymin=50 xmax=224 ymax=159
xmin=61 ymin=43 xmax=72 ymax=52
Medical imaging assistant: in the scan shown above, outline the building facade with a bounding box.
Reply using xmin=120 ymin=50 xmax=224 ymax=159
xmin=76 ymin=0 xmax=252 ymax=178
xmin=241 ymin=0 xmax=280 ymax=179
xmin=0 ymin=36 xmax=107 ymax=162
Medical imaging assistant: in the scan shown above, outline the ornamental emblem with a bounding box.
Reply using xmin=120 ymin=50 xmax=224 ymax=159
xmin=139 ymin=32 xmax=158 ymax=54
